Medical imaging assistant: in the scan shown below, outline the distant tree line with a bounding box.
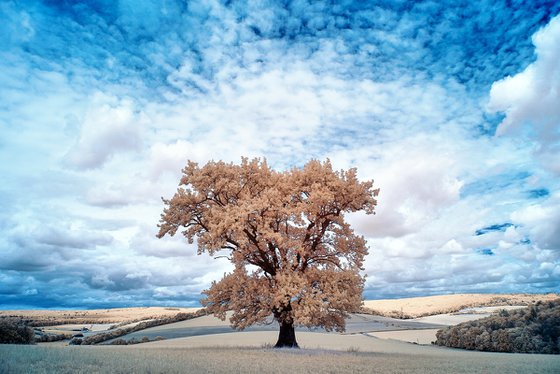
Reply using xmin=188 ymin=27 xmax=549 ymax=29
xmin=1 ymin=314 xmax=123 ymax=328
xmin=435 ymin=300 xmax=560 ymax=354
xmin=79 ymin=309 xmax=206 ymax=345
xmin=0 ymin=311 xmax=193 ymax=328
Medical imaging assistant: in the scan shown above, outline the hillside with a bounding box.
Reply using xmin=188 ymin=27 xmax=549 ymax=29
xmin=361 ymin=293 xmax=559 ymax=319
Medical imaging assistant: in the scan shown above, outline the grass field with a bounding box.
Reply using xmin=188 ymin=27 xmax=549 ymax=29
xmin=1 ymin=344 xmax=559 ymax=374
xmin=3 ymin=295 xmax=559 ymax=373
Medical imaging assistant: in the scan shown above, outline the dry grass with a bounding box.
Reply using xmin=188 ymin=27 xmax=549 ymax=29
xmin=361 ymin=293 xmax=559 ymax=319
xmin=1 ymin=344 xmax=559 ymax=374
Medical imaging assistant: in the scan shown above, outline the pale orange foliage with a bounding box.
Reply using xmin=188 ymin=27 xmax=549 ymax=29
xmin=158 ymin=158 xmax=378 ymax=333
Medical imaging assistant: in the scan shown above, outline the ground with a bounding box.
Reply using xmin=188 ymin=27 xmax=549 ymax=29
xmin=1 ymin=294 xmax=559 ymax=373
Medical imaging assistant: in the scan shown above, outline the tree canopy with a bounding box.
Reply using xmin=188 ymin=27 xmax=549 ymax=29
xmin=435 ymin=300 xmax=560 ymax=354
xmin=157 ymin=158 xmax=378 ymax=347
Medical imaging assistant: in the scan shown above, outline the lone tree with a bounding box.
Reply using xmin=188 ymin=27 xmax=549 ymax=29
xmin=157 ymin=158 xmax=378 ymax=347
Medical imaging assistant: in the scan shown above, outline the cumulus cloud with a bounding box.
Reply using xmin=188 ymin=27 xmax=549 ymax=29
xmin=510 ymin=193 xmax=560 ymax=250
xmin=34 ymin=226 xmax=113 ymax=249
xmin=488 ymin=14 xmax=560 ymax=173
xmin=64 ymin=93 xmax=145 ymax=169
xmin=346 ymin=134 xmax=464 ymax=239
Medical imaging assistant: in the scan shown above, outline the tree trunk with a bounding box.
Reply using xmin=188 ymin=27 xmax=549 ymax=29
xmin=274 ymin=321 xmax=299 ymax=348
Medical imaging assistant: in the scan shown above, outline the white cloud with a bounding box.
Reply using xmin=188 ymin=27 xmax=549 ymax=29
xmin=148 ymin=140 xmax=216 ymax=181
xmin=64 ymin=93 xmax=146 ymax=170
xmin=510 ymin=193 xmax=560 ymax=250
xmin=488 ymin=14 xmax=560 ymax=173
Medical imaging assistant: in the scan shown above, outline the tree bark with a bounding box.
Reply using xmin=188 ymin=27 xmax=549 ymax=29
xmin=274 ymin=321 xmax=299 ymax=348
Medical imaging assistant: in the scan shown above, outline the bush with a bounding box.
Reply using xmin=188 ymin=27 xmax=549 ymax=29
xmin=35 ymin=332 xmax=68 ymax=343
xmin=110 ymin=338 xmax=128 ymax=345
xmin=0 ymin=319 xmax=35 ymax=344
xmin=435 ymin=299 xmax=560 ymax=354
xmin=69 ymin=338 xmax=82 ymax=345
xmin=109 ymin=335 xmax=164 ymax=345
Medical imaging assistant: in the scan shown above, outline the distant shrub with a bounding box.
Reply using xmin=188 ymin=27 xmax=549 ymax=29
xmin=110 ymin=338 xmax=128 ymax=345
xmin=360 ymin=308 xmax=414 ymax=319
xmin=69 ymin=338 xmax=82 ymax=345
xmin=0 ymin=319 xmax=35 ymax=344
xmin=35 ymin=332 xmax=68 ymax=343
xmin=110 ymin=335 xmax=165 ymax=345
xmin=435 ymin=299 xmax=560 ymax=354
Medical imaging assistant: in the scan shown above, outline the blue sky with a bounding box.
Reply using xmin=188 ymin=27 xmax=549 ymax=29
xmin=1 ymin=1 xmax=559 ymax=309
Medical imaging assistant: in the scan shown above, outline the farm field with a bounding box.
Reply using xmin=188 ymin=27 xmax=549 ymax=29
xmin=0 ymin=307 xmax=201 ymax=325
xmin=361 ymin=293 xmax=559 ymax=318
xmin=2 ymin=294 xmax=559 ymax=373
